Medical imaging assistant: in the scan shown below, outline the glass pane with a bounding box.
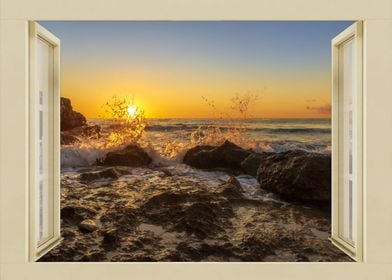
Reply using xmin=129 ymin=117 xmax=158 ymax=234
xmin=36 ymin=38 xmax=52 ymax=245
xmin=339 ymin=37 xmax=357 ymax=245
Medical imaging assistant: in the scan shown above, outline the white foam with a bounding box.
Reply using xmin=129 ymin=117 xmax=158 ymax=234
xmin=61 ymin=145 xmax=108 ymax=168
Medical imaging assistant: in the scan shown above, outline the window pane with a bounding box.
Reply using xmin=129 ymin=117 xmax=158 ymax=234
xmin=339 ymin=37 xmax=357 ymax=245
xmin=36 ymin=38 xmax=52 ymax=245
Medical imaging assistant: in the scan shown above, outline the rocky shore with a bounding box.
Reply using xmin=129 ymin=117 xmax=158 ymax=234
xmin=60 ymin=97 xmax=101 ymax=145
xmin=183 ymin=140 xmax=332 ymax=213
xmin=40 ymin=163 xmax=350 ymax=262
xmin=41 ymin=98 xmax=351 ymax=262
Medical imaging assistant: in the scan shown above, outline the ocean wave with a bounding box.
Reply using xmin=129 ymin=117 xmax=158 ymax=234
xmin=61 ymin=145 xmax=113 ymax=168
xmin=144 ymin=124 xmax=330 ymax=134
xmin=62 ymin=118 xmax=331 ymax=168
xmin=61 ymin=139 xmax=331 ymax=169
xmin=144 ymin=124 xmax=199 ymax=132
xmin=253 ymin=127 xmax=330 ymax=134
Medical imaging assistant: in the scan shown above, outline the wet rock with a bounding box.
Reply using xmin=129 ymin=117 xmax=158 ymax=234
xmin=183 ymin=140 xmax=251 ymax=171
xmin=102 ymin=228 xmax=119 ymax=247
xmin=79 ymin=250 xmax=106 ymax=261
xmin=60 ymin=124 xmax=101 ymax=146
xmin=61 ymin=133 xmax=80 ymax=145
xmin=65 ymin=124 xmax=101 ymax=138
xmin=240 ymin=153 xmax=267 ymax=176
xmin=140 ymin=184 xmax=235 ymax=239
xmin=172 ymin=201 xmax=234 ymax=239
xmin=257 ymin=150 xmax=331 ymax=210
xmin=41 ymin=166 xmax=351 ymax=262
xmin=79 ymin=167 xmax=121 ymax=181
xmin=217 ymin=176 xmax=244 ymax=199
xmin=98 ymin=144 xmax=152 ymax=167
xmin=61 ymin=97 xmax=86 ymax=131
xmin=78 ymin=219 xmax=98 ymax=232
xmin=80 ymin=125 xmax=101 ymax=138
xmin=61 ymin=205 xmax=97 ymax=225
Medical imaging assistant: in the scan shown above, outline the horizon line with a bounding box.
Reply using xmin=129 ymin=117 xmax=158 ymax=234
xmin=86 ymin=116 xmax=331 ymax=120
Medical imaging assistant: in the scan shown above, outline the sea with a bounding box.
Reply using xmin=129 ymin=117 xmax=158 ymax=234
xmin=61 ymin=118 xmax=331 ymax=169
xmin=60 ymin=117 xmax=330 ymax=202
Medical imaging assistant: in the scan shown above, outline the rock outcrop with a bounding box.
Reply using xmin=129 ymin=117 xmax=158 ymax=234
xmin=256 ymin=150 xmax=331 ymax=210
xmin=79 ymin=167 xmax=121 ymax=182
xmin=183 ymin=142 xmax=331 ymax=210
xmin=98 ymin=144 xmax=152 ymax=167
xmin=240 ymin=153 xmax=268 ymax=176
xmin=183 ymin=140 xmax=251 ymax=171
xmin=61 ymin=97 xmax=86 ymax=131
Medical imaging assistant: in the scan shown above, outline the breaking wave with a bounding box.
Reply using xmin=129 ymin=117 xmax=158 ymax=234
xmin=61 ymin=118 xmax=331 ymax=169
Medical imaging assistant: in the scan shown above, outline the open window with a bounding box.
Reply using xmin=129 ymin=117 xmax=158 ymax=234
xmin=27 ymin=20 xmax=364 ymax=262
xmin=331 ymin=22 xmax=363 ymax=261
xmin=29 ymin=22 xmax=62 ymax=261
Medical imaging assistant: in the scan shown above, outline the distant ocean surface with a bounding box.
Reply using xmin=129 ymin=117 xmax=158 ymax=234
xmin=61 ymin=118 xmax=331 ymax=168
xmin=143 ymin=118 xmax=331 ymax=152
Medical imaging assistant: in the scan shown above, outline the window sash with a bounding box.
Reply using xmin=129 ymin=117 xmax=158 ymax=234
xmin=331 ymin=21 xmax=363 ymax=262
xmin=28 ymin=21 xmax=62 ymax=261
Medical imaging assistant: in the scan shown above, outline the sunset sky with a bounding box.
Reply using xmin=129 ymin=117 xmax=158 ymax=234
xmin=40 ymin=21 xmax=353 ymax=119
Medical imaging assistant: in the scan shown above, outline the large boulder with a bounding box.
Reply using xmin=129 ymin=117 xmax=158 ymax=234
xmin=256 ymin=150 xmax=331 ymax=209
xmin=183 ymin=140 xmax=251 ymax=170
xmin=240 ymin=153 xmax=269 ymax=176
xmin=98 ymin=144 xmax=152 ymax=167
xmin=61 ymin=97 xmax=86 ymax=131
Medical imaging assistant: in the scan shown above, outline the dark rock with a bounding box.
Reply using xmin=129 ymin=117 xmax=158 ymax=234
xmin=65 ymin=125 xmax=101 ymax=138
xmin=61 ymin=205 xmax=97 ymax=225
xmin=41 ymin=164 xmax=351 ymax=262
xmin=102 ymin=228 xmax=119 ymax=247
xmin=61 ymin=97 xmax=86 ymax=131
xmin=79 ymin=168 xmax=121 ymax=181
xmin=60 ymin=124 xmax=101 ymax=146
xmin=61 ymin=133 xmax=79 ymax=145
xmin=78 ymin=219 xmax=98 ymax=232
xmin=256 ymin=150 xmax=331 ymax=210
xmin=240 ymin=153 xmax=267 ymax=176
xmin=60 ymin=206 xmax=83 ymax=225
xmin=172 ymin=201 xmax=233 ymax=239
xmin=183 ymin=140 xmax=251 ymax=170
xmin=217 ymin=176 xmax=244 ymax=199
xmin=81 ymin=125 xmax=101 ymax=138
xmin=140 ymin=186 xmax=235 ymax=240
xmin=98 ymin=144 xmax=152 ymax=167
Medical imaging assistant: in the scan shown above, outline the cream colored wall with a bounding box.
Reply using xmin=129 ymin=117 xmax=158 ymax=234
xmin=1 ymin=0 xmax=392 ymax=279
xmin=0 ymin=0 xmax=391 ymax=20
xmin=362 ymin=20 xmax=392 ymax=264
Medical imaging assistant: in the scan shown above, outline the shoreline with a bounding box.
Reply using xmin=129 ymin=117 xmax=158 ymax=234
xmin=51 ymin=98 xmax=343 ymax=262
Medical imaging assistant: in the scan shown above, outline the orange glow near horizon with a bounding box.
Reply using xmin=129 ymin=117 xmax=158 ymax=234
xmin=61 ymin=66 xmax=332 ymax=119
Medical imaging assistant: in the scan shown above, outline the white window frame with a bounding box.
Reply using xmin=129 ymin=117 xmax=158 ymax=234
xmin=28 ymin=21 xmax=62 ymax=261
xmin=331 ymin=21 xmax=363 ymax=261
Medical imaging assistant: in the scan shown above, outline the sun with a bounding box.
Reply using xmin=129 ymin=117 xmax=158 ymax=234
xmin=127 ymin=105 xmax=137 ymax=118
